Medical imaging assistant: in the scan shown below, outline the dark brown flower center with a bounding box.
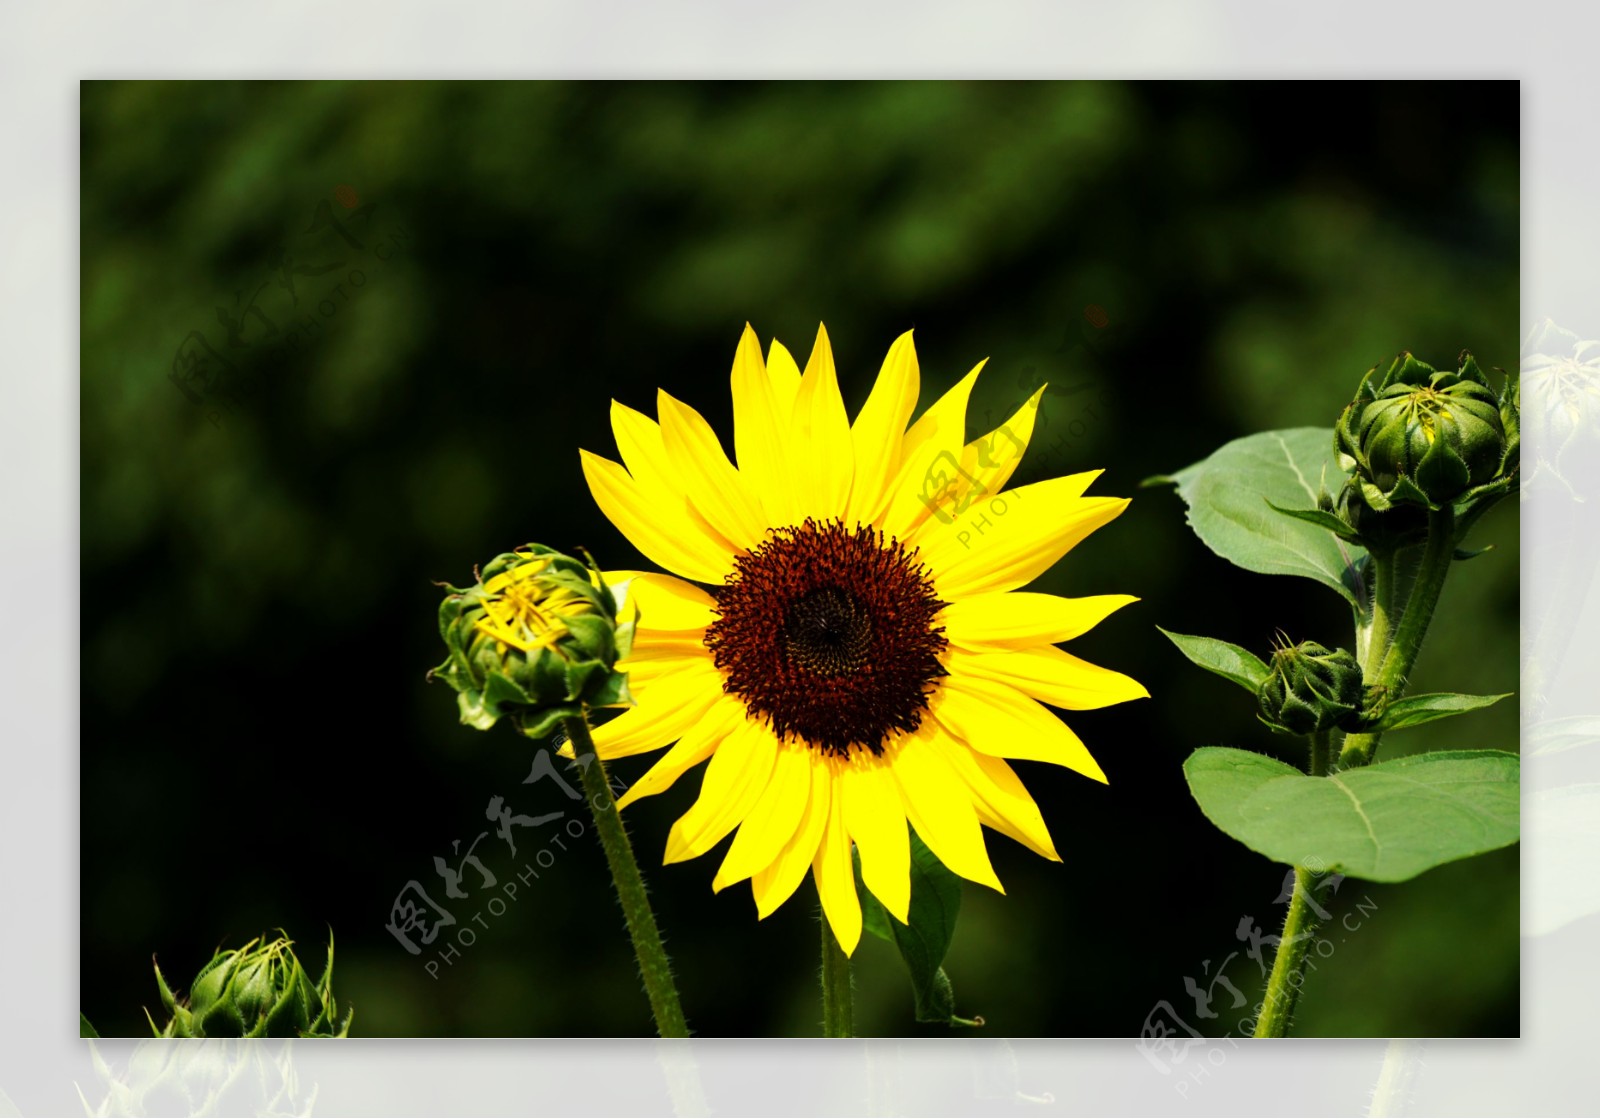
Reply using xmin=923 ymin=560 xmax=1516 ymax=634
xmin=704 ymin=519 xmax=948 ymax=756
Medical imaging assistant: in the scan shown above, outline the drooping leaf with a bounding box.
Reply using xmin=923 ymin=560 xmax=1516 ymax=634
xmin=1375 ymin=692 xmax=1512 ymax=731
xmin=1527 ymin=715 xmax=1600 ymax=757
xmin=1524 ymin=783 xmax=1600 ymax=936
xmin=1184 ymin=746 xmax=1519 ymax=882
xmin=79 ymin=1012 xmax=100 ymax=1039
xmin=1149 ymin=428 xmax=1368 ymax=609
xmin=1156 ymin=627 xmax=1270 ymax=694
xmin=855 ymin=832 xmax=981 ymax=1027
xmin=1266 ymin=501 xmax=1364 ymax=542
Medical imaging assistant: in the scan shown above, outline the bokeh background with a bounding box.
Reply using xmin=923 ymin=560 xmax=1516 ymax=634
xmin=80 ymin=80 xmax=1518 ymax=1038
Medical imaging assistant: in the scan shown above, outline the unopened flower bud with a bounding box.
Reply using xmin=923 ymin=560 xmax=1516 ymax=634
xmin=1333 ymin=351 xmax=1519 ymax=534
xmin=152 ymin=933 xmax=351 ymax=1038
xmin=429 ymin=544 xmax=635 ymax=739
xmin=1257 ymin=640 xmax=1365 ymax=737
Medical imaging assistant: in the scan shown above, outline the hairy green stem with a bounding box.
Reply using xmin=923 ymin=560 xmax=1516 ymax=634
xmin=1253 ymin=866 xmax=1322 ymax=1038
xmin=821 ymin=919 xmax=855 ymax=1038
xmin=1309 ymin=729 xmax=1332 ymax=777
xmin=1340 ymin=507 xmax=1457 ymax=768
xmin=563 ymin=715 xmax=690 ymax=1039
xmin=1362 ymin=548 xmax=1398 ymax=675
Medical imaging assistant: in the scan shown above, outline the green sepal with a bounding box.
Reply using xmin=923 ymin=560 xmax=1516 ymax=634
xmin=853 ymin=832 xmax=981 ymax=1028
xmin=518 ymin=704 xmax=582 ymax=741
xmin=1156 ymin=627 xmax=1270 ymax=693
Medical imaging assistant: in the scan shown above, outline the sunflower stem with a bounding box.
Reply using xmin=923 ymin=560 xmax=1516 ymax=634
xmin=821 ymin=918 xmax=855 ymax=1038
xmin=1253 ymin=865 xmax=1323 ymax=1038
xmin=563 ymin=714 xmax=690 ymax=1039
xmin=1309 ymin=729 xmax=1332 ymax=777
xmin=1339 ymin=506 xmax=1457 ymax=769
xmin=1361 ymin=547 xmax=1398 ymax=674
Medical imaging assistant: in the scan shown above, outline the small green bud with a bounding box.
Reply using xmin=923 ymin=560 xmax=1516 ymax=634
xmin=1257 ymin=640 xmax=1365 ymax=736
xmin=1333 ymin=351 xmax=1519 ymax=537
xmin=151 ymin=933 xmax=351 ymax=1038
xmin=429 ymin=544 xmax=635 ymax=740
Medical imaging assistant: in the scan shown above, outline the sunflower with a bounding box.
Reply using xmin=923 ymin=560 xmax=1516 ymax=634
xmin=577 ymin=324 xmax=1146 ymax=954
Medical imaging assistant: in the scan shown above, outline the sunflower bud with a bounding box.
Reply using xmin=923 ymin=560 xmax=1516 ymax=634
xmin=151 ymin=933 xmax=351 ymax=1038
xmin=1334 ymin=351 xmax=1519 ymax=532
xmin=429 ymin=544 xmax=635 ymax=740
xmin=1257 ymin=640 xmax=1365 ymax=736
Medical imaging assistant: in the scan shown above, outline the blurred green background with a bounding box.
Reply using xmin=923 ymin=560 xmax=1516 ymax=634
xmin=80 ymin=80 xmax=1519 ymax=1038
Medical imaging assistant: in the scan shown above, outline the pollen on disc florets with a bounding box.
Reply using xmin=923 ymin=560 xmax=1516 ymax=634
xmin=704 ymin=519 xmax=949 ymax=756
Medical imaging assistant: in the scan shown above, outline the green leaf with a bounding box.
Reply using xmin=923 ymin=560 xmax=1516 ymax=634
xmin=1266 ymin=501 xmax=1364 ymax=542
xmin=1527 ymin=715 xmax=1600 ymax=757
xmin=1153 ymin=428 xmax=1368 ymax=609
xmin=79 ymin=1012 xmax=100 ymax=1039
xmin=1156 ymin=627 xmax=1270 ymax=693
xmin=1184 ymin=746 xmax=1519 ymax=882
xmin=854 ymin=833 xmax=981 ymax=1027
xmin=1375 ymin=692 xmax=1512 ymax=731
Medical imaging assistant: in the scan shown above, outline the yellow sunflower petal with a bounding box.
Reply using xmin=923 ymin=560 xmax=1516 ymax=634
xmin=940 ymin=591 xmax=1138 ymax=652
xmin=918 ymin=472 xmax=1129 ymax=598
xmin=751 ymin=755 xmax=831 ymax=918
xmin=841 ymin=760 xmax=911 ymax=923
xmin=891 ymin=725 xmax=1003 ymax=892
xmin=657 ymin=389 xmax=771 ymax=549
xmin=614 ymin=650 xmax=710 ymax=685
xmin=845 ymin=329 xmax=919 ymax=527
xmin=587 ymin=655 xmax=724 ymax=760
xmin=927 ymin=735 xmax=1061 ymax=861
xmin=964 ymin=386 xmax=1044 ymax=497
xmin=812 ymin=778 xmax=863 ymax=955
xmin=713 ymin=741 xmax=813 ymax=892
xmin=580 ymin=449 xmax=736 ymax=584
xmin=615 ymin=696 xmax=743 ymax=810
xmin=932 ymin=673 xmax=1108 ymax=783
xmin=664 ymin=717 xmax=779 ymax=864
xmin=766 ymin=336 xmax=803 ymax=417
xmin=730 ymin=324 xmax=800 ymax=527
xmin=605 ymin=401 xmax=741 ymax=565
xmin=791 ymin=323 xmax=854 ymax=519
xmin=880 ymin=360 xmax=987 ymax=541
xmin=603 ymin=570 xmax=717 ymax=634
xmin=949 ymin=645 xmax=1150 ymax=711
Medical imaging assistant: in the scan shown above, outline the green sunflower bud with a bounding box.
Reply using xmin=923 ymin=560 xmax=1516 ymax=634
xmin=1334 ymin=350 xmax=1519 ymax=533
xmin=1257 ymin=640 xmax=1365 ymax=737
xmin=429 ymin=544 xmax=635 ymax=740
xmin=151 ymin=933 xmax=351 ymax=1038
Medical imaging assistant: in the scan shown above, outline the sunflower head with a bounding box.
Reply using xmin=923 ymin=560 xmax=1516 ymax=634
xmin=577 ymin=323 xmax=1146 ymax=956
xmin=1256 ymin=638 xmax=1365 ymax=737
xmin=152 ymin=933 xmax=350 ymax=1038
xmin=430 ymin=544 xmax=635 ymax=739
